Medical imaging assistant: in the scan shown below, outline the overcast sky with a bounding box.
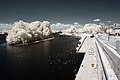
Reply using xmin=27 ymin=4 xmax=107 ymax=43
xmin=0 ymin=0 xmax=120 ymax=24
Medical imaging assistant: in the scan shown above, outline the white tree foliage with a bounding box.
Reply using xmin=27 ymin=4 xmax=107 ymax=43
xmin=6 ymin=20 xmax=52 ymax=44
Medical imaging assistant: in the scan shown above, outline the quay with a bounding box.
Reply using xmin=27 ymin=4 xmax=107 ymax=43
xmin=75 ymin=34 xmax=119 ymax=80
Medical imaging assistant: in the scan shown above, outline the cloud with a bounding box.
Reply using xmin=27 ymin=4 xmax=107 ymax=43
xmin=93 ymin=19 xmax=101 ymax=22
xmin=0 ymin=23 xmax=12 ymax=31
xmin=51 ymin=22 xmax=83 ymax=31
xmin=74 ymin=22 xmax=78 ymax=25
xmin=107 ymin=21 xmax=112 ymax=23
xmin=51 ymin=23 xmax=70 ymax=31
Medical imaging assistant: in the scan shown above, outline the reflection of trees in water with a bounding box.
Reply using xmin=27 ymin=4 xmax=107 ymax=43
xmin=6 ymin=41 xmax=51 ymax=65
xmin=2 ymin=35 xmax=82 ymax=80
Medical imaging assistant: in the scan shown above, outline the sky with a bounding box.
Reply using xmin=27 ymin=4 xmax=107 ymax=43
xmin=0 ymin=0 xmax=120 ymax=24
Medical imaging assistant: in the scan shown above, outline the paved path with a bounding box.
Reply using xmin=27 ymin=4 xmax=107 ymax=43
xmin=75 ymin=36 xmax=98 ymax=80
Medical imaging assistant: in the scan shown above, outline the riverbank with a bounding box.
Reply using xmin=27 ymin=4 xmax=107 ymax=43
xmin=74 ymin=33 xmax=119 ymax=80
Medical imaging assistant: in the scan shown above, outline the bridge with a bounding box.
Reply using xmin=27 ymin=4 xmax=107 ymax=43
xmin=75 ymin=34 xmax=120 ymax=80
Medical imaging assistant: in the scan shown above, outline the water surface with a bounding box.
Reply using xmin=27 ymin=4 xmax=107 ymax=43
xmin=0 ymin=34 xmax=84 ymax=80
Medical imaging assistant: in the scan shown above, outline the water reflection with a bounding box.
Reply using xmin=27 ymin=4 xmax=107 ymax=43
xmin=0 ymin=35 xmax=84 ymax=80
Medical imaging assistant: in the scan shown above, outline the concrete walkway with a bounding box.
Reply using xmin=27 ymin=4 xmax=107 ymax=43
xmin=75 ymin=36 xmax=98 ymax=80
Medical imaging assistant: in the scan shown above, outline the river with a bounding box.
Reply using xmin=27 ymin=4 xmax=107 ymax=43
xmin=0 ymin=34 xmax=84 ymax=80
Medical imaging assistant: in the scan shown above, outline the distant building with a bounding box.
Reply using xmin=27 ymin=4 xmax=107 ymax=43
xmin=111 ymin=24 xmax=120 ymax=36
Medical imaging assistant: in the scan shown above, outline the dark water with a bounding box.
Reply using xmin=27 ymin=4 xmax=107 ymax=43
xmin=0 ymin=34 xmax=84 ymax=80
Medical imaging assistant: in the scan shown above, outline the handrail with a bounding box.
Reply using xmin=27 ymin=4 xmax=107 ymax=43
xmin=95 ymin=38 xmax=118 ymax=80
